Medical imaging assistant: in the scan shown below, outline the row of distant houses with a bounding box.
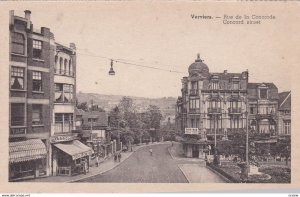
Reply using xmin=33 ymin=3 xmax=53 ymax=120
xmin=175 ymin=54 xmax=291 ymax=158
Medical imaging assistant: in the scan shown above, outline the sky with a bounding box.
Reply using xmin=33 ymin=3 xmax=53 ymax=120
xmin=11 ymin=2 xmax=295 ymax=98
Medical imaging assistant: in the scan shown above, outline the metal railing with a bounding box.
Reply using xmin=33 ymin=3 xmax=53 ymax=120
xmin=207 ymin=107 xmax=222 ymax=114
xmin=228 ymin=107 xmax=242 ymax=114
xmin=189 ymin=89 xmax=199 ymax=96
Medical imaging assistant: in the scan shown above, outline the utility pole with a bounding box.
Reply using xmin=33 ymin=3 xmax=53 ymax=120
xmin=245 ymin=98 xmax=249 ymax=173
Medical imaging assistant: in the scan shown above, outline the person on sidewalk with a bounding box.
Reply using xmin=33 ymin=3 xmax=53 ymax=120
xmin=149 ymin=148 xmax=153 ymax=156
xmin=96 ymin=155 xmax=99 ymax=167
xmin=114 ymin=153 xmax=117 ymax=162
xmin=118 ymin=152 xmax=121 ymax=162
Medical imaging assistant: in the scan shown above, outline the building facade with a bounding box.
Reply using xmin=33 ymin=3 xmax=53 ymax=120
xmin=176 ymin=54 xmax=248 ymax=158
xmin=278 ymin=91 xmax=291 ymax=137
xmin=9 ymin=10 xmax=93 ymax=180
xmin=9 ymin=10 xmax=54 ymax=181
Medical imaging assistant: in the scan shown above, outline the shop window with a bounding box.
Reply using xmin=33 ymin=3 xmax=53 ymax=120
xmin=33 ymin=40 xmax=42 ymax=59
xmin=32 ymin=71 xmax=42 ymax=92
xmin=32 ymin=105 xmax=43 ymax=125
xmin=11 ymin=103 xmax=25 ymax=126
xmin=259 ymin=89 xmax=268 ymax=99
xmin=11 ymin=32 xmax=25 ymax=55
xmin=11 ymin=67 xmax=24 ymax=90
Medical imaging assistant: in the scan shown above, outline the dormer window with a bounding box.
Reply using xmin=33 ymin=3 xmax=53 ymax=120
xmin=259 ymin=89 xmax=268 ymax=99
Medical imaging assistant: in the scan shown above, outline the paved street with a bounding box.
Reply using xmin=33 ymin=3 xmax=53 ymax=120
xmin=77 ymin=143 xmax=188 ymax=183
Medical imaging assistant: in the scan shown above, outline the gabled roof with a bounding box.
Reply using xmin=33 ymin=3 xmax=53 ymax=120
xmin=279 ymin=91 xmax=291 ymax=110
xmin=247 ymin=83 xmax=277 ymax=89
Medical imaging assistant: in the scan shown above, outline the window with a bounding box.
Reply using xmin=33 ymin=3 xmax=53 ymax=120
xmin=189 ymin=99 xmax=199 ymax=109
xmin=11 ymin=32 xmax=25 ymax=54
xmin=11 ymin=103 xmax=25 ymax=126
xmin=11 ymin=67 xmax=24 ymax=89
xmin=55 ymin=83 xmax=73 ymax=103
xmin=233 ymin=81 xmax=239 ymax=90
xmin=54 ymin=113 xmax=74 ymax=133
xmin=69 ymin=60 xmax=72 ymax=76
xmin=250 ymin=105 xmax=257 ymax=114
xmin=32 ymin=71 xmax=42 ymax=91
xmin=211 ymin=81 xmax=219 ymax=90
xmin=259 ymin=89 xmax=268 ymax=99
xmin=33 ymin=40 xmax=42 ymax=59
xmin=32 ymin=105 xmax=42 ymax=125
xmin=59 ymin=58 xmax=63 ymax=74
xmin=284 ymin=121 xmax=291 ymax=135
xmin=55 ymin=56 xmax=58 ymax=73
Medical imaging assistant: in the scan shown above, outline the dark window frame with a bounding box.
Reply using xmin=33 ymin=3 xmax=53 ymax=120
xmin=33 ymin=40 xmax=43 ymax=59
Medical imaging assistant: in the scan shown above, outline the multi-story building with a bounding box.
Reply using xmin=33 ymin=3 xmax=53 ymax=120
xmin=247 ymin=83 xmax=279 ymax=136
xmin=278 ymin=91 xmax=291 ymax=138
xmin=9 ymin=10 xmax=93 ymax=180
xmin=9 ymin=10 xmax=54 ymax=181
xmin=176 ymin=54 xmax=248 ymax=158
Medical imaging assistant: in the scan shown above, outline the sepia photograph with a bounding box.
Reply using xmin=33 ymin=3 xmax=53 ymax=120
xmin=1 ymin=1 xmax=300 ymax=194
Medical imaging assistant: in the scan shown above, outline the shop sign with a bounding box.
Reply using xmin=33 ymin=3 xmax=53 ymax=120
xmin=185 ymin=128 xmax=199 ymax=135
xmin=50 ymin=135 xmax=76 ymax=143
xmin=72 ymin=150 xmax=93 ymax=160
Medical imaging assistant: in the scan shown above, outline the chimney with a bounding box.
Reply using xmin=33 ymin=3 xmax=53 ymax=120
xmin=24 ymin=10 xmax=31 ymax=21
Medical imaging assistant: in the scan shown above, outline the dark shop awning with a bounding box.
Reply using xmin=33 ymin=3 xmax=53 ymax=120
xmin=54 ymin=140 xmax=94 ymax=160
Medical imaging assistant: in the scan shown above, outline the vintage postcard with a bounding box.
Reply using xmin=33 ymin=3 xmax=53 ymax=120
xmin=0 ymin=1 xmax=299 ymax=193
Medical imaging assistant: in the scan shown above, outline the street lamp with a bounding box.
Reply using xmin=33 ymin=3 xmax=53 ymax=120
xmin=108 ymin=60 xmax=115 ymax=76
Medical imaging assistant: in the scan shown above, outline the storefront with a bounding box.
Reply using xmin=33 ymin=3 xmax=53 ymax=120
xmin=9 ymin=139 xmax=47 ymax=181
xmin=50 ymin=134 xmax=94 ymax=176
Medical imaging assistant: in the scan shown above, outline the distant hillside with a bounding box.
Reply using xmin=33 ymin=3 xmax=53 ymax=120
xmin=76 ymin=92 xmax=177 ymax=117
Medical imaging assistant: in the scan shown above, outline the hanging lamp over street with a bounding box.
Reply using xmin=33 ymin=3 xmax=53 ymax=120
xmin=108 ymin=59 xmax=115 ymax=76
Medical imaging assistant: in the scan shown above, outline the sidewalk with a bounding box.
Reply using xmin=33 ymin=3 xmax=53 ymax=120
xmin=25 ymin=142 xmax=167 ymax=183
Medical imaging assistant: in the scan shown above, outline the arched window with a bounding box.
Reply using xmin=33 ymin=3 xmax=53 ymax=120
xmin=64 ymin=59 xmax=68 ymax=75
xmin=55 ymin=56 xmax=58 ymax=73
xmin=59 ymin=57 xmax=63 ymax=74
xmin=11 ymin=32 xmax=25 ymax=55
xmin=69 ymin=59 xmax=72 ymax=76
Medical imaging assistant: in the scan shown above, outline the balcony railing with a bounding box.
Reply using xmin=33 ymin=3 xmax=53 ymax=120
xmin=189 ymin=89 xmax=199 ymax=96
xmin=10 ymin=126 xmax=26 ymax=135
xmin=255 ymin=112 xmax=276 ymax=119
xmin=228 ymin=107 xmax=242 ymax=114
xmin=54 ymin=68 xmax=75 ymax=77
xmin=52 ymin=123 xmax=73 ymax=134
xmin=189 ymin=108 xmax=201 ymax=114
xmin=207 ymin=107 xmax=221 ymax=115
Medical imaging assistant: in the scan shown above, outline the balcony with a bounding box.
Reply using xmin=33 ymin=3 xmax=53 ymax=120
xmin=189 ymin=89 xmax=199 ymax=96
xmin=255 ymin=112 xmax=276 ymax=119
xmin=228 ymin=107 xmax=242 ymax=115
xmin=207 ymin=107 xmax=221 ymax=115
xmin=189 ymin=108 xmax=201 ymax=114
xmin=54 ymin=68 xmax=75 ymax=77
xmin=52 ymin=123 xmax=73 ymax=134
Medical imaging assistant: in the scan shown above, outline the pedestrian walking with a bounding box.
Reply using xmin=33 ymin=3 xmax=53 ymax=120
xmin=149 ymin=148 xmax=153 ymax=156
xmin=114 ymin=153 xmax=117 ymax=162
xmin=96 ymin=155 xmax=99 ymax=167
xmin=118 ymin=152 xmax=121 ymax=162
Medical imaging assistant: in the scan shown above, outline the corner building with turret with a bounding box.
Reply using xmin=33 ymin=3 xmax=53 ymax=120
xmin=175 ymin=54 xmax=249 ymax=158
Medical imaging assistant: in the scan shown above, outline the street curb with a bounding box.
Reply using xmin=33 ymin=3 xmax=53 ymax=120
xmin=69 ymin=142 xmax=169 ymax=183
xmin=177 ymin=164 xmax=191 ymax=183
xmin=206 ymin=164 xmax=233 ymax=183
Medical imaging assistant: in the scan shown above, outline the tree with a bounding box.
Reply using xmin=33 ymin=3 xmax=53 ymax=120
xmin=77 ymin=102 xmax=89 ymax=111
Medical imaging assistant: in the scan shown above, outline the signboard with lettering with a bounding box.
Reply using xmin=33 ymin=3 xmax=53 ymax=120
xmin=50 ymin=134 xmax=76 ymax=143
xmin=185 ymin=128 xmax=199 ymax=135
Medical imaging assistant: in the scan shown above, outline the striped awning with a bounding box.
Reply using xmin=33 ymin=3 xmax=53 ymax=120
xmin=54 ymin=140 xmax=94 ymax=160
xmin=9 ymin=139 xmax=47 ymax=164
